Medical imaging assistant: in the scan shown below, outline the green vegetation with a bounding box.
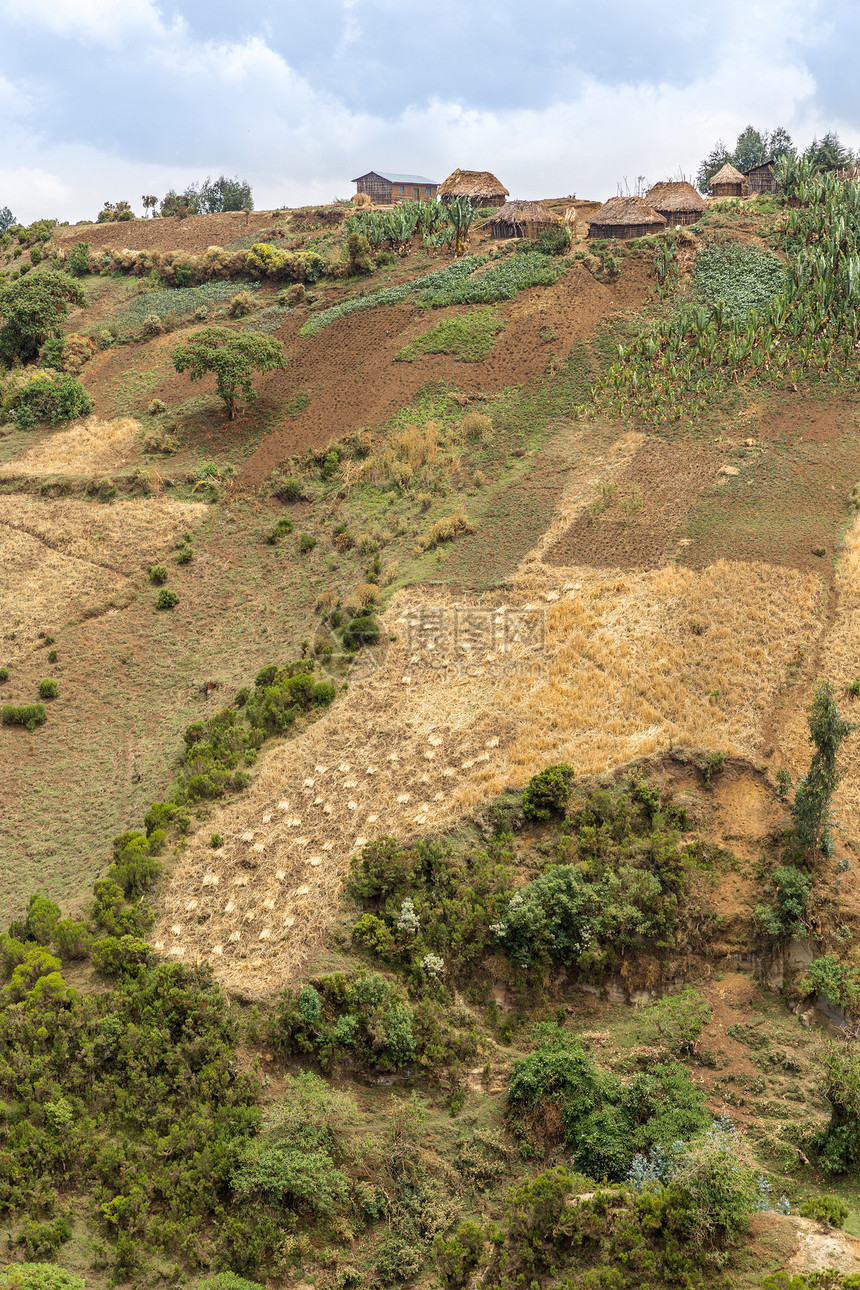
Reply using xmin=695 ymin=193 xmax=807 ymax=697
xmin=155 ymin=587 xmax=178 ymax=609
xmin=0 ymin=272 xmax=87 ymax=364
xmin=1 ymin=704 xmax=47 ymax=731
xmin=791 ymin=679 xmax=856 ymax=861
xmin=300 ymin=250 xmax=565 ymax=337
xmin=395 ymin=307 xmax=505 ymax=363
xmin=2 ymin=370 xmax=92 ymax=429
xmin=694 ymin=239 xmax=787 ymax=323
xmin=592 ymin=173 xmax=860 ymax=422
xmin=522 ymin=762 xmax=574 ymax=820
xmin=37 ymin=680 xmax=58 ymax=700
xmin=113 ymin=282 xmax=254 ymax=334
xmin=172 ymin=326 xmax=286 ymax=419
xmin=508 ymin=1027 xmax=709 ymax=1178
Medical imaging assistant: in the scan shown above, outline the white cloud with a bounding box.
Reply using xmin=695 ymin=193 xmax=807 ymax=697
xmin=1 ymin=0 xmax=858 ymax=223
xmin=0 ymin=0 xmax=175 ymax=46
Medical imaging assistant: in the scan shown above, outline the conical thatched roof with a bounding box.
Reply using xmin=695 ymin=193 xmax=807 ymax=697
xmin=645 ymin=181 xmax=705 ymax=213
xmin=588 ymin=196 xmax=666 ymax=228
xmin=439 ymin=169 xmax=509 ymax=200
xmin=709 ymin=163 xmax=746 ymax=188
xmin=490 ymin=200 xmax=555 ymax=226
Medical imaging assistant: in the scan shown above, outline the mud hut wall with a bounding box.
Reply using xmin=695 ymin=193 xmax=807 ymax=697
xmin=588 ymin=222 xmax=665 ymax=240
xmin=711 ymin=181 xmax=745 ymax=198
xmin=746 ymin=165 xmax=778 ymax=195
xmin=653 ymin=208 xmax=702 ymax=226
xmin=441 ymin=193 xmax=503 ymax=208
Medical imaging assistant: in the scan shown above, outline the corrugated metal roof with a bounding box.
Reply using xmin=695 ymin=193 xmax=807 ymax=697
xmin=352 ymin=171 xmax=439 ymax=185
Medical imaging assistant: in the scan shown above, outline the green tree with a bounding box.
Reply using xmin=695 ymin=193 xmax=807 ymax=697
xmin=733 ymin=124 xmax=769 ymax=172
xmin=696 ymin=140 xmax=732 ymax=193
xmin=198 ymin=175 xmax=254 ymax=213
xmin=768 ymin=126 xmax=797 ymax=161
xmin=805 ymin=131 xmax=855 ymax=173
xmin=0 ymin=206 xmax=16 ymax=232
xmin=171 ymin=327 xmax=286 ymax=419
xmin=0 ymin=272 xmax=87 ymax=364
xmin=792 ymin=680 xmax=856 ymax=859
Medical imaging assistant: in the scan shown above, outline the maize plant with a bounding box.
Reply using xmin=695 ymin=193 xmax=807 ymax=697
xmin=590 ymin=171 xmax=860 ymax=423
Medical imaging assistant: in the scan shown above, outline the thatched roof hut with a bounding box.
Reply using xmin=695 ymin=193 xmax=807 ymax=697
xmin=645 ymin=181 xmax=705 ymax=226
xmin=587 ymin=196 xmax=666 ymax=240
xmin=709 ymin=163 xmax=746 ymax=197
xmin=490 ymin=200 xmax=557 ymax=239
xmin=743 ymin=161 xmax=780 ymax=194
xmin=439 ymin=169 xmax=509 ymax=208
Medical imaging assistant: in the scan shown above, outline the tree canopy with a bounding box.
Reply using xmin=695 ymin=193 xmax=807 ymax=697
xmin=0 ymin=272 xmax=87 ymax=365
xmin=160 ymin=175 xmax=253 ymax=218
xmin=696 ymin=123 xmax=799 ymax=192
xmin=0 ymin=206 xmax=17 ymax=233
xmin=171 ymin=326 xmax=286 ymax=419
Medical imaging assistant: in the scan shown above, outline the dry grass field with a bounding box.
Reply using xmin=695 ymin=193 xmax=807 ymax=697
xmin=0 ymin=495 xmax=206 ymax=659
xmin=0 ymin=415 xmax=144 ymax=478
xmin=153 ymin=550 xmax=823 ymax=992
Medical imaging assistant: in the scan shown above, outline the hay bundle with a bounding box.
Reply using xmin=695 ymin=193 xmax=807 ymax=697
xmin=587 ymin=196 xmax=666 ymax=240
xmin=645 ymin=182 xmax=705 ymax=226
xmin=439 ymin=169 xmax=509 ymax=207
xmin=490 ymin=200 xmax=556 ymax=239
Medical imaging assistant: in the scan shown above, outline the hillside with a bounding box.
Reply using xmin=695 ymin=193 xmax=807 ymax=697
xmin=2 ymin=187 xmax=860 ymax=1290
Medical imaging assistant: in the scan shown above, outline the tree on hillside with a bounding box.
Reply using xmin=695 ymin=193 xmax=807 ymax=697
xmin=171 ymin=327 xmax=285 ymax=420
xmin=142 ymin=195 xmax=157 ymax=217
xmin=696 ymin=140 xmax=732 ymax=194
xmin=768 ymin=126 xmax=797 ymax=161
xmin=198 ymin=175 xmax=254 ymax=213
xmin=0 ymin=272 xmax=87 ymax=364
xmin=804 ymin=131 xmax=855 ymax=172
xmin=792 ymin=680 xmax=856 ymax=861
xmin=0 ymin=206 xmax=16 ymax=232
xmin=733 ymin=125 xmax=769 ymax=173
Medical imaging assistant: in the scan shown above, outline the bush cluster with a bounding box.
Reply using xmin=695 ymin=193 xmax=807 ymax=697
xmin=507 ymin=1027 xmax=710 ymax=1178
xmin=260 ymin=971 xmax=478 ymax=1075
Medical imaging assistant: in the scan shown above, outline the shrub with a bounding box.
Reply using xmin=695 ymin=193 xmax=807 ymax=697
xmin=536 ymin=225 xmax=571 ymax=255
xmin=434 ymin=1220 xmax=485 ymax=1287
xmin=416 ymin=512 xmax=475 ymax=553
xmin=148 ymin=398 xmax=166 ymax=414
xmin=2 ymin=704 xmax=47 ymax=731
xmin=0 ymin=271 xmax=87 ymax=363
xmin=792 ymin=680 xmax=856 ymax=860
xmin=341 ymin=614 xmax=380 ymax=651
xmin=508 ymin=1029 xmax=709 ymax=1179
xmin=229 ymin=291 xmax=254 ymax=317
xmin=21 ymin=894 xmax=60 ymax=946
xmin=753 ymin=864 xmax=812 ymax=938
xmin=38 ymin=679 xmax=58 ymax=700
xmin=10 ymin=372 xmax=92 ymax=429
xmin=798 ymin=1193 xmax=848 ymax=1226
xmin=47 ymin=650 xmax=57 ymax=664
xmin=177 ymin=544 xmax=193 ymax=564
xmin=1 ymin=1266 xmax=85 ymax=1290
xmin=813 ymin=1041 xmax=860 ymax=1173
xmin=66 ymin=242 xmax=91 ymax=276
xmin=492 ymin=867 xmax=598 ymax=969
xmin=522 ymin=762 xmax=574 ymax=820
xmin=265 ymin=516 xmax=293 ymax=544
xmin=142 ymin=313 xmax=165 ymax=336
xmin=670 ymin=1121 xmax=756 ymax=1248
xmin=155 ymin=588 xmax=178 ymax=610
xmin=0 ymin=667 xmax=8 ymax=681
xmin=52 ymin=918 xmax=93 ymax=961
xmin=298 ymin=531 xmax=317 ymax=553
xmin=461 ymin=410 xmax=492 ymax=441
xmin=635 ymin=987 xmax=712 ymax=1056
xmin=148 ymin=564 xmax=168 ymax=584
xmin=91 ymin=934 xmax=153 ymax=977
xmin=16 ymin=1216 xmax=72 ymax=1261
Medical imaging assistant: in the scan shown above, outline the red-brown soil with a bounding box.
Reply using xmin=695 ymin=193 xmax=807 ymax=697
xmin=53 ymin=210 xmax=282 ymax=256
xmin=78 ymin=258 xmax=652 ymax=484
xmin=543 ymin=438 xmax=725 ymax=568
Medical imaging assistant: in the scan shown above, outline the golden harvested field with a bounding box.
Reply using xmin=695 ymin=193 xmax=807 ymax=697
xmin=0 ymin=416 xmax=143 ymax=478
xmin=0 ymin=495 xmax=206 ymax=658
xmin=153 ymin=552 xmax=823 ymax=994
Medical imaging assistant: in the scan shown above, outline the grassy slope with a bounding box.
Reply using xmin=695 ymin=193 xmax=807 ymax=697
xmin=2 ymin=198 xmax=860 ymax=1288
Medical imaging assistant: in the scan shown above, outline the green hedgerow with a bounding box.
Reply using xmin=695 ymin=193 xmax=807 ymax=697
xmin=38 ymin=679 xmax=58 ymax=700
xmin=155 ymin=588 xmax=179 ymax=610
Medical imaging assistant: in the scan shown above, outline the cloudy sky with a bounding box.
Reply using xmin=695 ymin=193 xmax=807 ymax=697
xmin=0 ymin=0 xmax=855 ymax=223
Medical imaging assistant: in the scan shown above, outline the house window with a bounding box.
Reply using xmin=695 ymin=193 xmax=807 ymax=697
xmin=399 ymin=185 xmax=404 ymax=194
xmin=425 ymin=187 xmax=431 ymax=196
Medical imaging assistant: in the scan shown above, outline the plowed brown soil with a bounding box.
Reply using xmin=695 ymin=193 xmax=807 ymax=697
xmin=543 ymin=438 xmax=724 ymax=568
xmin=79 ymin=259 xmax=652 ymax=483
xmin=54 ymin=211 xmax=281 ymax=256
